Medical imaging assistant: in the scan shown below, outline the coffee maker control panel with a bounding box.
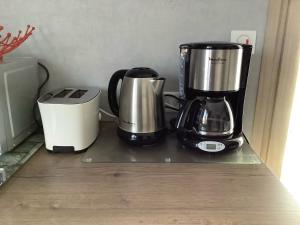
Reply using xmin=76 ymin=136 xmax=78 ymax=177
xmin=197 ymin=141 xmax=225 ymax=152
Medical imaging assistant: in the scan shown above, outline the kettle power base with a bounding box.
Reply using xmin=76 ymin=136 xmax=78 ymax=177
xmin=82 ymin=122 xmax=261 ymax=164
xmin=117 ymin=128 xmax=167 ymax=146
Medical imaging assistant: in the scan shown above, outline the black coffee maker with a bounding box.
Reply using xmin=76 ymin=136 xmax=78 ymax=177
xmin=176 ymin=42 xmax=252 ymax=152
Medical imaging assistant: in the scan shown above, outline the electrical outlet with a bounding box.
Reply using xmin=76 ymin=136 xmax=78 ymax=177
xmin=231 ymin=30 xmax=256 ymax=54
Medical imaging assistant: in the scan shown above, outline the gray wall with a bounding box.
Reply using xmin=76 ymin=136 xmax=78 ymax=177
xmin=0 ymin=0 xmax=268 ymax=138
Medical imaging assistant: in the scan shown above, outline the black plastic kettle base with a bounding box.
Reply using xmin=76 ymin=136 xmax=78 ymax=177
xmin=117 ymin=127 xmax=167 ymax=146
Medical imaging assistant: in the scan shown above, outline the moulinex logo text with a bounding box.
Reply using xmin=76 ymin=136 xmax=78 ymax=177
xmin=208 ymin=57 xmax=226 ymax=62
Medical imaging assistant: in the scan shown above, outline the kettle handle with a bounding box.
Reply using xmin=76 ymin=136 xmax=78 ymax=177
xmin=108 ymin=69 xmax=128 ymax=116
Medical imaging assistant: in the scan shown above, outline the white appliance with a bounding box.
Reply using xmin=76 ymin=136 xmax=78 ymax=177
xmin=0 ymin=57 xmax=39 ymax=155
xmin=38 ymin=87 xmax=101 ymax=152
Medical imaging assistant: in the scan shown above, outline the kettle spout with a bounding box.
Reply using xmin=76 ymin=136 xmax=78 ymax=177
xmin=151 ymin=78 xmax=165 ymax=95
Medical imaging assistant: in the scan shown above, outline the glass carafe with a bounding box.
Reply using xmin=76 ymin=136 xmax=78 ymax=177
xmin=177 ymin=97 xmax=234 ymax=137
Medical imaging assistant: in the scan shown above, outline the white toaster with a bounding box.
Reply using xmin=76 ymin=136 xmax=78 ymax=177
xmin=38 ymin=87 xmax=101 ymax=152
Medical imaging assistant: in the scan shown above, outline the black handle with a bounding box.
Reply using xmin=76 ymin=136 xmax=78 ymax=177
xmin=175 ymin=98 xmax=202 ymax=129
xmin=108 ymin=69 xmax=127 ymax=116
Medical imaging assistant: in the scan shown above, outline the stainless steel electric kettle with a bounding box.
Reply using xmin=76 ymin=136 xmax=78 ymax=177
xmin=108 ymin=67 xmax=166 ymax=145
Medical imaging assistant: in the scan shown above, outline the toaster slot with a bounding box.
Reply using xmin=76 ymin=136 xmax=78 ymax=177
xmin=69 ymin=89 xmax=87 ymax=98
xmin=54 ymin=89 xmax=73 ymax=98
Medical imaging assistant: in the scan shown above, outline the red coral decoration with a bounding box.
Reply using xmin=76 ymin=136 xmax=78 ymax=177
xmin=0 ymin=25 xmax=35 ymax=62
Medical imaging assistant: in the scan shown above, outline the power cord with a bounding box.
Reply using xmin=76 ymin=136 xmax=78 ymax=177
xmin=33 ymin=62 xmax=50 ymax=129
xmin=164 ymin=94 xmax=182 ymax=102
xmin=99 ymin=108 xmax=117 ymax=118
xmin=165 ymin=103 xmax=179 ymax=111
xmin=164 ymin=93 xmax=184 ymax=133
xmin=243 ymin=133 xmax=250 ymax=144
xmin=164 ymin=93 xmax=184 ymax=111
xmin=37 ymin=62 xmax=50 ymax=98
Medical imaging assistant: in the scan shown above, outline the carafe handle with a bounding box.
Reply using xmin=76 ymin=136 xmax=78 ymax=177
xmin=176 ymin=98 xmax=204 ymax=129
xmin=108 ymin=69 xmax=127 ymax=116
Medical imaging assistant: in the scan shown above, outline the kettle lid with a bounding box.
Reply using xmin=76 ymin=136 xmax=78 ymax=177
xmin=125 ymin=67 xmax=158 ymax=78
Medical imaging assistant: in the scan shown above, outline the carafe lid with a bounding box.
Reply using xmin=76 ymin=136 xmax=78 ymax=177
xmin=125 ymin=67 xmax=158 ymax=78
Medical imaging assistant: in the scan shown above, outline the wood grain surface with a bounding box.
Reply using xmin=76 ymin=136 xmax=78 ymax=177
xmin=0 ymin=149 xmax=300 ymax=225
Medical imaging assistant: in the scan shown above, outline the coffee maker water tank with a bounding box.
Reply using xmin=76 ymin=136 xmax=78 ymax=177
xmin=179 ymin=42 xmax=248 ymax=98
xmin=178 ymin=47 xmax=188 ymax=98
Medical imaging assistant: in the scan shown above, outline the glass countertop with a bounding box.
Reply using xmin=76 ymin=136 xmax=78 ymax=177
xmin=82 ymin=122 xmax=261 ymax=164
